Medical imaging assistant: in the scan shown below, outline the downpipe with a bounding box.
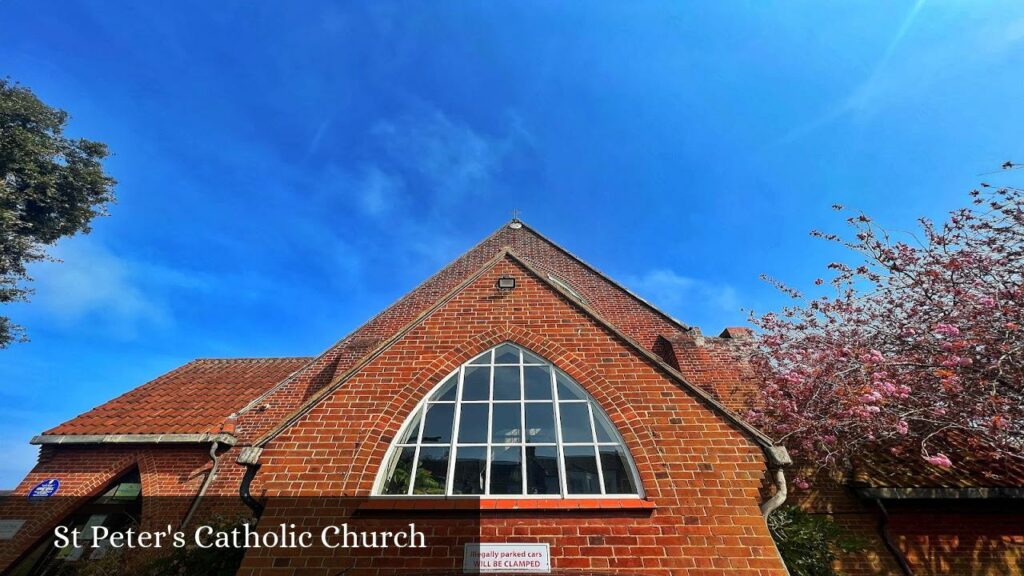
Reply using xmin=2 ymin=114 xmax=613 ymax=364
xmin=874 ymin=498 xmax=914 ymax=576
xmin=760 ymin=467 xmax=788 ymax=518
xmin=760 ymin=446 xmax=793 ymax=576
xmin=240 ymin=463 xmax=265 ymax=517
xmin=181 ymin=440 xmax=221 ymax=529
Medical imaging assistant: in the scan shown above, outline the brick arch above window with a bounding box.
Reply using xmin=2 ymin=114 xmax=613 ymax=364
xmin=372 ymin=342 xmax=644 ymax=498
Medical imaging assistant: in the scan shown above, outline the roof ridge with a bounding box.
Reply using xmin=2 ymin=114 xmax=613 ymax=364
xmin=229 ymin=220 xmax=517 ymax=422
xmin=240 ymin=220 xmax=702 ymax=445
xmin=192 ymin=357 xmax=313 ymax=363
xmin=250 ymin=249 xmax=512 ymax=448
xmin=505 ymin=250 xmax=775 ymax=449
xmin=249 ymin=250 xmax=778 ymax=457
xmin=514 ymin=220 xmax=692 ymax=332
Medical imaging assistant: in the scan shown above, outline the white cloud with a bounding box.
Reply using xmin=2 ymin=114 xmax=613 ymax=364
xmin=357 ymin=165 xmax=405 ymax=217
xmin=23 ymin=238 xmax=207 ymax=339
xmin=623 ymin=269 xmax=740 ymax=315
xmin=773 ymin=0 xmax=1024 ymax=145
xmin=370 ymin=107 xmax=516 ymax=203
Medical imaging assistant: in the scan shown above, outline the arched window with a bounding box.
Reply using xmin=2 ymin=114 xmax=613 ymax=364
xmin=375 ymin=343 xmax=642 ymax=497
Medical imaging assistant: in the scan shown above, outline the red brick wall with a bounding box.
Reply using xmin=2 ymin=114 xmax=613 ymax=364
xmin=662 ymin=331 xmax=761 ymax=414
xmin=238 ymin=256 xmax=786 ymax=575
xmin=888 ymin=500 xmax=1024 ymax=576
xmin=0 ymin=444 xmax=211 ymax=571
xmin=789 ymin=467 xmax=1024 ymax=576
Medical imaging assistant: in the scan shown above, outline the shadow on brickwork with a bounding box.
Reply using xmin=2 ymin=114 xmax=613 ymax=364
xmin=1 ymin=496 xmax=655 ymax=576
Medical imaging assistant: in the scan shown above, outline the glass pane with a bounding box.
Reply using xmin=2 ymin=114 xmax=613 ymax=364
xmin=413 ymin=447 xmax=449 ymax=494
xmin=564 ymin=446 xmax=601 ymax=494
xmin=600 ymin=445 xmax=637 ymax=494
xmin=526 ymin=446 xmax=560 ymax=495
xmin=434 ymin=374 xmax=458 ymax=402
xmin=112 ymin=482 xmax=141 ymax=500
xmin=452 ymin=446 xmax=486 ymax=495
xmin=468 ymin=351 xmax=491 ymax=365
xmin=523 ymin=366 xmax=552 ymax=400
xmin=559 ymin=402 xmax=594 ymax=442
xmin=522 ymin=350 xmax=546 ymax=364
xmin=457 ymin=404 xmax=489 ymax=444
xmin=493 ymin=366 xmax=521 ymax=400
xmin=556 ymin=371 xmax=587 ymax=400
xmin=489 ymin=446 xmax=523 ymax=495
xmin=494 ymin=344 xmax=520 ymax=364
xmin=525 ymin=403 xmax=556 ymax=443
xmin=593 ymin=407 xmax=618 ymax=443
xmin=421 ymin=403 xmax=455 ymax=443
xmin=382 ymin=447 xmax=416 ymax=495
xmin=491 ymin=403 xmax=522 ymax=443
xmin=462 ymin=366 xmax=490 ymax=401
xmin=398 ymin=407 xmax=422 ymax=443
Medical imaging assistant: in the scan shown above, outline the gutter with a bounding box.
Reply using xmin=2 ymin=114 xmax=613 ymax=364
xmin=856 ymin=486 xmax=1024 ymax=500
xmin=31 ymin=433 xmax=237 ymax=446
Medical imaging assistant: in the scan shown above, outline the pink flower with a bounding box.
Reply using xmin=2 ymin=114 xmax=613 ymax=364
xmin=979 ymin=296 xmax=996 ymax=307
xmin=861 ymin=349 xmax=885 ymax=363
xmin=933 ymin=323 xmax=960 ymax=337
xmin=925 ymin=453 xmax=953 ymax=468
xmin=859 ymin=392 xmax=881 ymax=403
xmin=793 ymin=478 xmax=810 ymax=490
xmin=896 ymin=421 xmax=908 ymax=435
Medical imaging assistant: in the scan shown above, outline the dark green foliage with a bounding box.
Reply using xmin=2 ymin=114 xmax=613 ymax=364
xmin=49 ymin=518 xmax=249 ymax=576
xmin=0 ymin=78 xmax=116 ymax=347
xmin=768 ymin=506 xmax=865 ymax=576
xmin=141 ymin=518 xmax=249 ymax=576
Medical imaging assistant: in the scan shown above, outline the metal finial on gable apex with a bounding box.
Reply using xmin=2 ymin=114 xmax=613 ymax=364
xmin=509 ymin=208 xmax=523 ymax=229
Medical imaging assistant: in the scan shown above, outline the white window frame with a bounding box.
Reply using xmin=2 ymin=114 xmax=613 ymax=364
xmin=371 ymin=343 xmax=645 ymax=499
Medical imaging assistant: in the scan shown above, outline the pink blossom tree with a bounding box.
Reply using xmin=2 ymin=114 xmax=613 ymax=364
xmin=747 ymin=170 xmax=1023 ymax=476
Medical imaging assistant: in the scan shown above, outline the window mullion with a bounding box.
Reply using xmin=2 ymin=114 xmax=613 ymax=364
xmin=519 ymin=361 xmax=526 ymax=494
xmin=485 ymin=357 xmax=494 ymax=495
xmin=376 ymin=344 xmax=641 ymax=498
xmin=445 ymin=368 xmax=466 ymax=496
xmin=551 ymin=369 xmax=568 ymax=497
xmin=407 ymin=444 xmax=420 ymax=496
xmin=587 ymin=403 xmax=607 ymax=495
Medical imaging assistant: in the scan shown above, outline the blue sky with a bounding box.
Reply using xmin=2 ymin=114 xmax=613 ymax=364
xmin=2 ymin=1 xmax=1023 ymax=486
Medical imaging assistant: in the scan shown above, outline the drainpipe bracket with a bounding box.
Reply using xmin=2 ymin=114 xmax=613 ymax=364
xmin=237 ymin=446 xmax=263 ymax=466
xmin=765 ymin=446 xmax=792 ymax=467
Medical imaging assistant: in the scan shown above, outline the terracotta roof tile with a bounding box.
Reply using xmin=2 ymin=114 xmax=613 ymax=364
xmin=854 ymin=432 xmax=1024 ymax=489
xmin=44 ymin=357 xmax=311 ymax=436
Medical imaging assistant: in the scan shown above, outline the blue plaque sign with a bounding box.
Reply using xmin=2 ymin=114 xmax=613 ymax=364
xmin=27 ymin=479 xmax=60 ymax=499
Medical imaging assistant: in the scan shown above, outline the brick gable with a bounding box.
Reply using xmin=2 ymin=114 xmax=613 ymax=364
xmin=235 ymin=255 xmax=786 ymax=575
xmin=231 ymin=222 xmax=763 ymax=446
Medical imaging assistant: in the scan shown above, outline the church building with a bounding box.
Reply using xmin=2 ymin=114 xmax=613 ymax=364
xmin=2 ymin=221 xmax=1021 ymax=575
